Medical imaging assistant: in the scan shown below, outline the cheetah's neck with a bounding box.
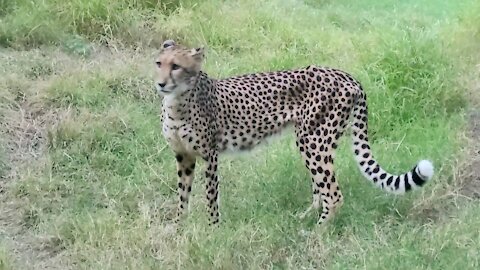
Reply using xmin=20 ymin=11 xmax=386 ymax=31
xmin=162 ymin=92 xmax=191 ymax=129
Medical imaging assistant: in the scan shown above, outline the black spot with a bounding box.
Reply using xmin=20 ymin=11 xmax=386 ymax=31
xmin=411 ymin=168 xmax=427 ymax=186
xmin=386 ymin=176 xmax=394 ymax=186
xmin=394 ymin=177 xmax=401 ymax=190
xmin=405 ymin=179 xmax=412 ymax=191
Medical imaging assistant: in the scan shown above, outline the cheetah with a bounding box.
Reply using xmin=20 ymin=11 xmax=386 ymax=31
xmin=154 ymin=40 xmax=434 ymax=225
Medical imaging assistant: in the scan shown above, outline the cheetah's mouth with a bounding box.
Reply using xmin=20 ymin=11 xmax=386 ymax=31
xmin=155 ymin=83 xmax=176 ymax=94
xmin=156 ymin=86 xmax=174 ymax=94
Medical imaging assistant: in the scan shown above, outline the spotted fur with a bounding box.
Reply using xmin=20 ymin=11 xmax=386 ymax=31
xmin=154 ymin=40 xmax=434 ymax=225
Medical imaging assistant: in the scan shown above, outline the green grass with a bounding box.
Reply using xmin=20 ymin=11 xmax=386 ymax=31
xmin=1 ymin=0 xmax=480 ymax=269
xmin=0 ymin=244 xmax=13 ymax=270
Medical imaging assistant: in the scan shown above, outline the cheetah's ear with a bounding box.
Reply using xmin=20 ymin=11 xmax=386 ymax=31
xmin=160 ymin=40 xmax=176 ymax=50
xmin=190 ymin=46 xmax=205 ymax=61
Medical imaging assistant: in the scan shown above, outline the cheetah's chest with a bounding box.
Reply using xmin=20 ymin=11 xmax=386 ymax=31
xmin=162 ymin=114 xmax=192 ymax=154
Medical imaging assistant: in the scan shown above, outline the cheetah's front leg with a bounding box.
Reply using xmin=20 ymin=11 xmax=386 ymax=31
xmin=174 ymin=153 xmax=196 ymax=223
xmin=204 ymin=152 xmax=220 ymax=225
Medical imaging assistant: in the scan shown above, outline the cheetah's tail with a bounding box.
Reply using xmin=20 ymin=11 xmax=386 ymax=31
xmin=350 ymin=90 xmax=434 ymax=194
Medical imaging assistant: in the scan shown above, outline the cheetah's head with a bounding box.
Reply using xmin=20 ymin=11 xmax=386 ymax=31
xmin=154 ymin=40 xmax=205 ymax=97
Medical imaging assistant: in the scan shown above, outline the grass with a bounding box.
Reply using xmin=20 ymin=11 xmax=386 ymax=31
xmin=0 ymin=244 xmax=13 ymax=270
xmin=1 ymin=0 xmax=480 ymax=269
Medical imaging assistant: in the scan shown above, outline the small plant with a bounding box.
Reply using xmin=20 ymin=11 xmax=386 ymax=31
xmin=62 ymin=35 xmax=92 ymax=57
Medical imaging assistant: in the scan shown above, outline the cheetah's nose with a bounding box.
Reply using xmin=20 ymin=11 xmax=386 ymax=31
xmin=158 ymin=82 xmax=166 ymax=88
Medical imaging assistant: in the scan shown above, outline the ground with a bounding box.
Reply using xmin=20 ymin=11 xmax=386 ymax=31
xmin=1 ymin=0 xmax=480 ymax=269
xmin=460 ymin=110 xmax=480 ymax=199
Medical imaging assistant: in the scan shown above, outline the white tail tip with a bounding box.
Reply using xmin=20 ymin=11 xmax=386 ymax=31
xmin=417 ymin=160 xmax=434 ymax=180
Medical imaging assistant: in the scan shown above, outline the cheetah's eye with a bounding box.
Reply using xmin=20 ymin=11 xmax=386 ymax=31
xmin=172 ymin=63 xmax=181 ymax=70
xmin=155 ymin=61 xmax=161 ymax=67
